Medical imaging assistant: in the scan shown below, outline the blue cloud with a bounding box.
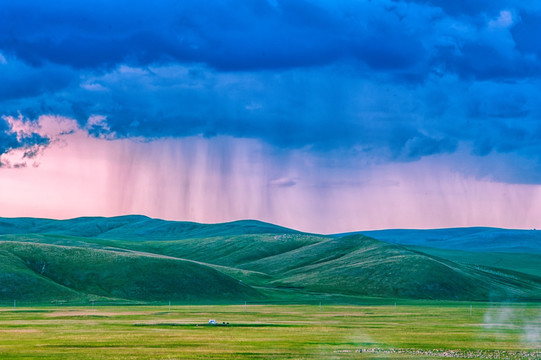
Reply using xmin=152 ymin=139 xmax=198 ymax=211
xmin=409 ymin=0 xmax=508 ymax=16
xmin=0 ymin=58 xmax=74 ymax=101
xmin=1 ymin=0 xmax=541 ymax=183
xmin=0 ymin=117 xmax=51 ymax=166
xmin=511 ymin=11 xmax=541 ymax=57
xmin=1 ymin=0 xmax=538 ymax=78
xmin=0 ymin=0 xmax=442 ymax=75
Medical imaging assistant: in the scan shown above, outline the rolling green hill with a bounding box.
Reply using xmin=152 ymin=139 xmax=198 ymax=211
xmin=406 ymin=246 xmax=541 ymax=278
xmin=0 ymin=216 xmax=540 ymax=303
xmin=86 ymin=234 xmax=327 ymax=268
xmin=0 ymin=241 xmax=260 ymax=303
xmin=244 ymin=235 xmax=541 ymax=300
xmin=0 ymin=246 xmax=84 ymax=302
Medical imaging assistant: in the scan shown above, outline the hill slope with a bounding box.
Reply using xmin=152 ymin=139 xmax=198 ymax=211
xmin=1 ymin=216 xmax=540 ymax=302
xmin=406 ymin=246 xmax=541 ymax=278
xmin=244 ymin=235 xmax=541 ymax=301
xmin=0 ymin=241 xmax=260 ymax=302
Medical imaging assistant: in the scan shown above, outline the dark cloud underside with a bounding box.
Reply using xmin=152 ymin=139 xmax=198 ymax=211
xmin=1 ymin=0 xmax=541 ymax=182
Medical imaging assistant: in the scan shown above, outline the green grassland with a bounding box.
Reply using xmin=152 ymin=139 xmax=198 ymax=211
xmin=0 ymin=303 xmax=539 ymax=359
xmin=0 ymin=217 xmax=540 ymax=359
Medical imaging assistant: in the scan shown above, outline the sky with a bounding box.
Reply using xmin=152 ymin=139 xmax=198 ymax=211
xmin=1 ymin=0 xmax=541 ymax=234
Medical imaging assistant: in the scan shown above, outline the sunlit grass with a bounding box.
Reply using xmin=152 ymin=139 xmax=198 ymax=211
xmin=0 ymin=302 xmax=539 ymax=359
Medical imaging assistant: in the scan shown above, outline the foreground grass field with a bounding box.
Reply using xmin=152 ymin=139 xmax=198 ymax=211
xmin=0 ymin=303 xmax=539 ymax=359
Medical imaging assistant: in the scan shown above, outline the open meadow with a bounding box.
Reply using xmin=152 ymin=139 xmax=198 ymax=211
xmin=0 ymin=302 xmax=539 ymax=359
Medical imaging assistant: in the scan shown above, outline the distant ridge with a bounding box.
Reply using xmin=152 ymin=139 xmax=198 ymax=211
xmin=0 ymin=216 xmax=300 ymax=240
xmin=338 ymin=227 xmax=541 ymax=253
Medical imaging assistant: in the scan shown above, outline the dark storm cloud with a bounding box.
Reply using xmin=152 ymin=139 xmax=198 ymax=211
xmin=0 ymin=59 xmax=74 ymax=101
xmin=1 ymin=0 xmax=537 ymax=87
xmin=0 ymin=117 xmax=51 ymax=165
xmin=407 ymin=0 xmax=510 ymax=17
xmin=0 ymin=121 xmax=20 ymax=155
xmin=0 ymin=0 xmax=434 ymax=73
xmin=1 ymin=0 xmax=541 ymax=182
xmin=1 ymin=0 xmax=537 ymax=77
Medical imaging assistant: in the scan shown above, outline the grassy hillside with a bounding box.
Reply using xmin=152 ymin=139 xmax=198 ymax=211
xmin=244 ymin=235 xmax=541 ymax=300
xmin=0 ymin=216 xmax=540 ymax=303
xmin=0 ymin=247 xmax=85 ymax=302
xmin=0 ymin=241 xmax=260 ymax=302
xmin=85 ymin=234 xmax=327 ymax=268
xmin=407 ymin=246 xmax=541 ymax=278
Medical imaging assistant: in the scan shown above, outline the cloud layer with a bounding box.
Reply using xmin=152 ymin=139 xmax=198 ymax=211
xmin=1 ymin=0 xmax=541 ymax=183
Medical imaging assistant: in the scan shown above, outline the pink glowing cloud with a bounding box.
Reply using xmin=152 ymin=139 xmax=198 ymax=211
xmin=1 ymin=116 xmax=541 ymax=233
